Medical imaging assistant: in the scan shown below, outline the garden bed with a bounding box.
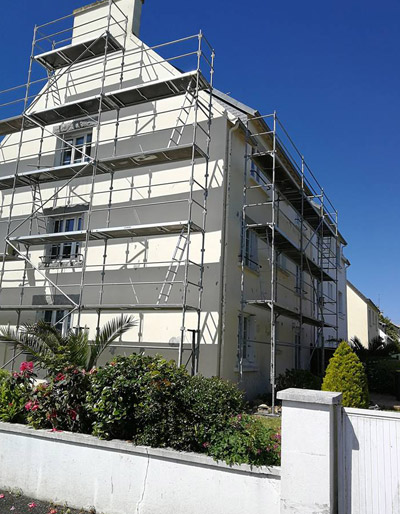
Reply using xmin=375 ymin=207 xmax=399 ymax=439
xmin=0 ymin=490 xmax=94 ymax=514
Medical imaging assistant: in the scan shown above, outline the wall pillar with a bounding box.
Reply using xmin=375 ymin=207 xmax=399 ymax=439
xmin=277 ymin=388 xmax=342 ymax=514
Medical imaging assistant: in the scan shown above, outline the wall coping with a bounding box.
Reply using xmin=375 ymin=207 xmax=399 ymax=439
xmin=277 ymin=388 xmax=343 ymax=405
xmin=0 ymin=421 xmax=280 ymax=479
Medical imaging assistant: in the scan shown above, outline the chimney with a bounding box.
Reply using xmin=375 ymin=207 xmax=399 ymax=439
xmin=73 ymin=0 xmax=145 ymax=40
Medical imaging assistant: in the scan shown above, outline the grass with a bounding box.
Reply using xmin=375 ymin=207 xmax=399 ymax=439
xmin=253 ymin=414 xmax=281 ymax=431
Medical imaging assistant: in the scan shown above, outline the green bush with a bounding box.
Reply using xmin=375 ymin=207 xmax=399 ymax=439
xmin=27 ymin=367 xmax=92 ymax=433
xmin=365 ymin=358 xmax=400 ymax=394
xmin=205 ymin=414 xmax=281 ymax=466
xmin=86 ymin=354 xmax=245 ymax=452
xmin=322 ymin=342 xmax=369 ymax=408
xmin=0 ymin=363 xmax=35 ymax=423
xmin=0 ymin=369 xmax=9 ymax=382
xmin=86 ymin=354 xmax=191 ymax=445
xmin=276 ymin=368 xmax=321 ymax=391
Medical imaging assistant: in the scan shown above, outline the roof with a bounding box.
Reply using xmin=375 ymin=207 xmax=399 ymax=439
xmin=213 ymin=89 xmax=348 ymax=245
xmin=347 ymin=280 xmax=380 ymax=312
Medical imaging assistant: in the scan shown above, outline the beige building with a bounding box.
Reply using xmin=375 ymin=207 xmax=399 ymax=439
xmin=0 ymin=0 xmax=346 ymax=398
xmin=346 ymin=281 xmax=379 ymax=347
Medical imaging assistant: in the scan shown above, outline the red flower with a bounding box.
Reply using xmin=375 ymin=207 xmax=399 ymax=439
xmin=0 ymin=494 xmax=5 ymax=499
xmin=31 ymin=403 xmax=40 ymax=412
xmin=55 ymin=373 xmax=65 ymax=382
xmin=20 ymin=361 xmax=34 ymax=372
xmin=202 ymin=442 xmax=210 ymax=448
xmin=69 ymin=409 xmax=77 ymax=421
xmin=48 ymin=509 xmax=57 ymax=514
xmin=25 ymin=401 xmax=33 ymax=411
xmin=49 ymin=428 xmax=63 ymax=432
xmin=28 ymin=502 xmax=37 ymax=509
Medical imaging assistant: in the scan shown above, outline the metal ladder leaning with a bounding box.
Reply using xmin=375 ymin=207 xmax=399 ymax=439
xmin=167 ymin=78 xmax=195 ymax=148
xmin=31 ymin=184 xmax=48 ymax=234
xmin=157 ymin=230 xmax=189 ymax=304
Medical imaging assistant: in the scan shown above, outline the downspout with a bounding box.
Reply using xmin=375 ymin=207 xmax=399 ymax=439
xmin=217 ymin=119 xmax=241 ymax=377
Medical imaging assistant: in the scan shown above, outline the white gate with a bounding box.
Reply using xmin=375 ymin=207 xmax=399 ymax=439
xmin=339 ymin=407 xmax=400 ymax=514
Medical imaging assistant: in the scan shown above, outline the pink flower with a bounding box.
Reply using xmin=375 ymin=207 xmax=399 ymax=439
xmin=50 ymin=428 xmax=63 ymax=432
xmin=32 ymin=403 xmax=39 ymax=412
xmin=55 ymin=373 xmax=65 ymax=382
xmin=202 ymin=442 xmax=210 ymax=448
xmin=20 ymin=361 xmax=34 ymax=372
xmin=48 ymin=509 xmax=57 ymax=514
xmin=28 ymin=502 xmax=37 ymax=509
xmin=12 ymin=372 xmax=19 ymax=378
xmin=237 ymin=414 xmax=242 ymax=421
xmin=10 ymin=507 xmax=15 ymax=511
xmin=25 ymin=401 xmax=33 ymax=411
xmin=0 ymin=494 xmax=5 ymax=499
xmin=69 ymin=409 xmax=77 ymax=421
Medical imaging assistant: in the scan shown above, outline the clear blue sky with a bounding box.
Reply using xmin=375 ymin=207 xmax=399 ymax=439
xmin=0 ymin=0 xmax=399 ymax=321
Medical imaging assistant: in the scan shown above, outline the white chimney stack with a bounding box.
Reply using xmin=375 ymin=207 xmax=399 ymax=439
xmin=73 ymin=0 xmax=145 ymax=40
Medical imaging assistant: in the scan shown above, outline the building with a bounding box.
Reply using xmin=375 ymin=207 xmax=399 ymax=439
xmin=346 ymin=280 xmax=379 ymax=347
xmin=0 ymin=0 xmax=346 ymax=398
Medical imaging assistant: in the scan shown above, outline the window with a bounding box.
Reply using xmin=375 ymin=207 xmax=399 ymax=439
xmin=249 ymin=160 xmax=270 ymax=194
xmin=338 ymin=291 xmax=344 ymax=315
xmin=61 ymin=132 xmax=92 ymax=166
xmin=295 ymin=265 xmax=302 ymax=294
xmin=47 ymin=215 xmax=83 ymax=264
xmin=43 ymin=310 xmax=71 ymax=335
xmin=244 ymin=230 xmax=258 ymax=271
xmin=238 ymin=315 xmax=256 ymax=367
xmin=277 ymin=253 xmax=288 ymax=271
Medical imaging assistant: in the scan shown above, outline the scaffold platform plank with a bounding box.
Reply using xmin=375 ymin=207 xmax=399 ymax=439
xmin=9 ymin=220 xmax=202 ymax=246
xmin=248 ymin=223 xmax=334 ymax=282
xmin=246 ymin=300 xmax=334 ymax=328
xmin=0 ymin=71 xmax=209 ymax=136
xmin=0 ymin=144 xmax=204 ymax=191
xmin=34 ymin=32 xmax=123 ymax=70
xmin=0 ymin=303 xmax=197 ymax=312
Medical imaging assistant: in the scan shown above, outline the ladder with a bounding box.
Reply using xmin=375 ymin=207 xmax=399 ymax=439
xmin=167 ymin=78 xmax=195 ymax=148
xmin=31 ymin=184 xmax=47 ymax=234
xmin=157 ymin=230 xmax=189 ymax=304
xmin=47 ymin=70 xmax=62 ymax=107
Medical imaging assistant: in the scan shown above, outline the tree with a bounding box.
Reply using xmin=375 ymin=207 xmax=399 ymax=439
xmin=350 ymin=335 xmax=399 ymax=361
xmin=379 ymin=313 xmax=400 ymax=345
xmin=322 ymin=341 xmax=369 ymax=408
xmin=0 ymin=316 xmax=136 ymax=373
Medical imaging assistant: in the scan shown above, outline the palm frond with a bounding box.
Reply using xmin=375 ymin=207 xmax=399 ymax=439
xmin=88 ymin=315 xmax=137 ymax=370
xmin=0 ymin=326 xmax=57 ymax=366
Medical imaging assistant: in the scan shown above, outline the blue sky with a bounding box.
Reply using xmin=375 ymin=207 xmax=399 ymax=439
xmin=0 ymin=0 xmax=399 ymax=321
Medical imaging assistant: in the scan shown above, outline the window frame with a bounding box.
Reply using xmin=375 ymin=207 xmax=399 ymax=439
xmin=60 ymin=130 xmax=93 ymax=167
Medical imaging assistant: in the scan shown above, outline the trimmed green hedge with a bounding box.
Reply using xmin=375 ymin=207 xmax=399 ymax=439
xmin=322 ymin=342 xmax=369 ymax=408
xmin=365 ymin=358 xmax=400 ymax=394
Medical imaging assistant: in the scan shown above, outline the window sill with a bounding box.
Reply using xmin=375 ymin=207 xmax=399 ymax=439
xmin=238 ymin=262 xmax=260 ymax=276
xmin=234 ymin=364 xmax=259 ymax=373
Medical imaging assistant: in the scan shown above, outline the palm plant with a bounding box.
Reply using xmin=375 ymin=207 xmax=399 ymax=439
xmin=0 ymin=315 xmax=136 ymax=373
xmin=349 ymin=336 xmax=399 ymax=362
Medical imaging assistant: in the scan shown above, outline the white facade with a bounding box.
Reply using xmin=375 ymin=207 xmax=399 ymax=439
xmin=0 ymin=0 xmax=346 ymax=397
xmin=346 ymin=280 xmax=379 ymax=347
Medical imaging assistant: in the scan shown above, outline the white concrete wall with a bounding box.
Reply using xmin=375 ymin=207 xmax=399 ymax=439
xmin=0 ymin=422 xmax=281 ymax=514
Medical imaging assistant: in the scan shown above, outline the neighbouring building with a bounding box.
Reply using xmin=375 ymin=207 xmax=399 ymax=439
xmin=0 ymin=0 xmax=347 ymax=398
xmin=346 ymin=280 xmax=379 ymax=347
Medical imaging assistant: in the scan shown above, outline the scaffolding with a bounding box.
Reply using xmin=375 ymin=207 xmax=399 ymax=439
xmin=0 ymin=0 xmax=215 ymax=373
xmin=239 ymin=113 xmax=339 ymax=409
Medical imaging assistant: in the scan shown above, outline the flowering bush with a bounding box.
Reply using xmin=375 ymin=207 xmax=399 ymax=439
xmin=205 ymin=414 xmax=281 ymax=466
xmin=0 ymin=362 xmax=35 ymax=423
xmin=27 ymin=367 xmax=91 ymax=433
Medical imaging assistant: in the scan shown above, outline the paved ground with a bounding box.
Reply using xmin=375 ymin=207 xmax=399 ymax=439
xmin=0 ymin=490 xmax=95 ymax=514
xmin=370 ymin=393 xmax=400 ymax=411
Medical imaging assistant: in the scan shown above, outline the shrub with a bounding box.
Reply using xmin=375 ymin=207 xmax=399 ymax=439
xmin=176 ymin=375 xmax=245 ymax=452
xmin=205 ymin=414 xmax=281 ymax=466
xmin=27 ymin=367 xmax=92 ymax=433
xmin=322 ymin=342 xmax=369 ymax=408
xmin=365 ymin=358 xmax=400 ymax=394
xmin=0 ymin=362 xmax=35 ymax=423
xmin=86 ymin=354 xmax=245 ymax=451
xmin=276 ymin=368 xmax=321 ymax=392
xmin=86 ymin=354 xmax=190 ymax=444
